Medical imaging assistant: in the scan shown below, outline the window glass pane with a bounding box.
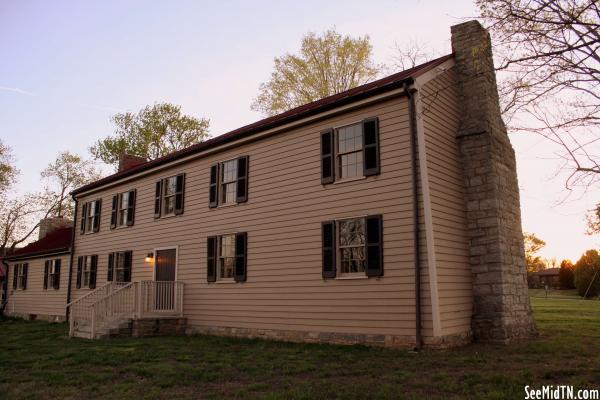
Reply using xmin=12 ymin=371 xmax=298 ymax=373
xmin=221 ymin=160 xmax=237 ymax=184
xmin=165 ymin=177 xmax=177 ymax=195
xmin=339 ymin=219 xmax=365 ymax=246
xmin=338 ymin=218 xmax=366 ymax=274
xmin=338 ymin=124 xmax=362 ymax=153
xmin=340 ymin=152 xmax=363 ymax=179
xmin=220 ymin=258 xmax=234 ymax=279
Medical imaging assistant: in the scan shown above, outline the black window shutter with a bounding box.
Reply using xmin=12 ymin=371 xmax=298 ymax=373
xmin=209 ymin=165 xmax=218 ymax=208
xmin=80 ymin=203 xmax=87 ymax=234
xmin=236 ymin=156 xmax=249 ymax=203
xmin=89 ymin=255 xmax=98 ymax=289
xmin=174 ymin=173 xmax=185 ymax=215
xmin=92 ymin=200 xmax=102 ymax=233
xmin=234 ymin=232 xmax=247 ymax=282
xmin=76 ymin=257 xmax=83 ymax=289
xmin=154 ymin=180 xmax=162 ymax=218
xmin=124 ymin=251 xmax=132 ymax=282
xmin=126 ymin=190 xmax=136 ymax=226
xmin=365 ymin=215 xmax=383 ymax=277
xmin=54 ymin=259 xmax=61 ymax=290
xmin=207 ymin=236 xmax=217 ymax=282
xmin=107 ymin=253 xmax=114 ymax=282
xmin=43 ymin=261 xmax=49 ymax=290
xmin=322 ymin=221 xmax=336 ymax=278
xmin=12 ymin=265 xmax=18 ymax=289
xmin=320 ymin=129 xmax=335 ymax=184
xmin=110 ymin=195 xmax=118 ymax=229
xmin=362 ymin=117 xmax=380 ymax=176
xmin=22 ymin=263 xmax=28 ymax=290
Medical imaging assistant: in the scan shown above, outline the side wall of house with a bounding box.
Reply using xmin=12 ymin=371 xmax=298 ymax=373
xmin=421 ymin=67 xmax=473 ymax=340
xmin=5 ymin=254 xmax=70 ymax=321
xmin=71 ymin=96 xmax=440 ymax=347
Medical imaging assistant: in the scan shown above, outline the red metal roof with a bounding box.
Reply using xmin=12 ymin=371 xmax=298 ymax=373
xmin=72 ymin=54 xmax=454 ymax=195
xmin=5 ymin=227 xmax=73 ymax=260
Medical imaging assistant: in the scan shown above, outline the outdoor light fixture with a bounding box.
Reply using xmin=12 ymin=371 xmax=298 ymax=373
xmin=145 ymin=253 xmax=154 ymax=263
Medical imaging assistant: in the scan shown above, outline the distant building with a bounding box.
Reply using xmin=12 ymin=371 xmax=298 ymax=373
xmin=529 ymin=268 xmax=560 ymax=288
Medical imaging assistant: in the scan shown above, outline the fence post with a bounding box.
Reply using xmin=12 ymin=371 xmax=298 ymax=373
xmin=91 ymin=306 xmax=96 ymax=339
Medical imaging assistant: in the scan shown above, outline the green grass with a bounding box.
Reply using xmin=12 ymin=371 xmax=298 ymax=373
xmin=1 ymin=294 xmax=599 ymax=399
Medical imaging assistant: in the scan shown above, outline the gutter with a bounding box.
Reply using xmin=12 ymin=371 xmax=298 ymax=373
xmin=65 ymin=198 xmax=77 ymax=319
xmin=4 ymin=249 xmax=71 ymax=262
xmin=404 ymin=81 xmax=423 ymax=350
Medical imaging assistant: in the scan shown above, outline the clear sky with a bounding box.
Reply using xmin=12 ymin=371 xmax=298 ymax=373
xmin=1 ymin=0 xmax=598 ymax=261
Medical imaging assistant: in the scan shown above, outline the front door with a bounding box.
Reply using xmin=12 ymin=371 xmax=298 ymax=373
xmin=154 ymin=248 xmax=177 ymax=311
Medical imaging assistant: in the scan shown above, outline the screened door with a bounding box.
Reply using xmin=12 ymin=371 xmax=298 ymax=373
xmin=154 ymin=248 xmax=177 ymax=311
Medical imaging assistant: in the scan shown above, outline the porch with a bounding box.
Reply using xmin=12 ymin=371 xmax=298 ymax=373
xmin=67 ymin=281 xmax=185 ymax=339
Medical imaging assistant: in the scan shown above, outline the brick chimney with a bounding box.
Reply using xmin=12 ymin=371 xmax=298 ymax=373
xmin=451 ymin=20 xmax=537 ymax=342
xmin=118 ymin=154 xmax=147 ymax=172
xmin=39 ymin=217 xmax=72 ymax=240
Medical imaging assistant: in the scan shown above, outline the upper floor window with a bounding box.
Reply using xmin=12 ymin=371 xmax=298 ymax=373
xmin=76 ymin=255 xmax=98 ymax=289
xmin=320 ymin=117 xmax=380 ymax=184
xmin=110 ymin=190 xmax=136 ymax=229
xmin=321 ymin=215 xmax=383 ymax=279
xmin=43 ymin=259 xmax=61 ymax=290
xmin=80 ymin=199 xmax=101 ymax=234
xmin=207 ymin=232 xmax=247 ymax=282
xmin=12 ymin=263 xmax=28 ymax=290
xmin=209 ymin=156 xmax=248 ymax=208
xmin=107 ymin=251 xmax=132 ymax=283
xmin=154 ymin=174 xmax=185 ymax=218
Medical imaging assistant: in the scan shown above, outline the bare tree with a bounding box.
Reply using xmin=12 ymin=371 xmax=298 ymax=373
xmin=389 ymin=38 xmax=437 ymax=71
xmin=477 ymin=0 xmax=600 ymax=190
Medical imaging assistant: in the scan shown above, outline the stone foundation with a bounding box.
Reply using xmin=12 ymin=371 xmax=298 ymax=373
xmin=106 ymin=317 xmax=188 ymax=338
xmin=188 ymin=325 xmax=472 ymax=349
xmin=6 ymin=312 xmax=66 ymax=323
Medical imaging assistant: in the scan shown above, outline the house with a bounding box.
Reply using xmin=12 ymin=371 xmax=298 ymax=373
xmin=529 ymin=268 xmax=560 ymax=289
xmin=4 ymin=20 xmax=536 ymax=348
xmin=2 ymin=218 xmax=72 ymax=322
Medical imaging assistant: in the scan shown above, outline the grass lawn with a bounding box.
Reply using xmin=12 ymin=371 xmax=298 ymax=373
xmin=1 ymin=295 xmax=599 ymax=400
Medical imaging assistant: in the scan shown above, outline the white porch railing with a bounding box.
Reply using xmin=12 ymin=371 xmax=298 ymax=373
xmin=68 ymin=281 xmax=184 ymax=338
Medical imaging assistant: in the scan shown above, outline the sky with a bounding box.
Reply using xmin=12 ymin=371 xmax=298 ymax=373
xmin=1 ymin=0 xmax=598 ymax=261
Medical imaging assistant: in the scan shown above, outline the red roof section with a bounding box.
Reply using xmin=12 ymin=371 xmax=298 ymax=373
xmin=5 ymin=227 xmax=72 ymax=260
xmin=72 ymin=54 xmax=454 ymax=195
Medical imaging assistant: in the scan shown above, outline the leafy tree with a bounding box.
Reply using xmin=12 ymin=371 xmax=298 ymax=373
xmin=559 ymin=259 xmax=575 ymax=289
xmin=41 ymin=151 xmax=101 ymax=219
xmin=574 ymin=250 xmax=600 ymax=298
xmin=0 ymin=192 xmax=52 ymax=255
xmin=0 ymin=140 xmax=18 ymax=195
xmin=252 ymin=29 xmax=381 ymax=116
xmin=478 ymin=0 xmax=600 ymax=189
xmin=524 ymin=232 xmax=546 ymax=273
xmin=90 ymin=103 xmax=210 ymax=168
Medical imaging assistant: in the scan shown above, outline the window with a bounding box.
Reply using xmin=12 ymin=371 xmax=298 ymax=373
xmin=107 ymin=251 xmax=132 ymax=283
xmin=154 ymin=174 xmax=185 ymax=218
xmin=76 ymin=255 xmax=97 ymax=289
xmin=207 ymin=232 xmax=247 ymax=282
xmin=80 ymin=199 xmax=101 ymax=234
xmin=44 ymin=259 xmax=61 ymax=290
xmin=208 ymin=156 xmax=248 ymax=208
xmin=321 ymin=215 xmax=383 ymax=278
xmin=12 ymin=263 xmax=28 ymax=290
xmin=219 ymin=234 xmax=236 ymax=280
xmin=320 ymin=117 xmax=380 ymax=184
xmin=220 ymin=160 xmax=238 ymax=205
xmin=338 ymin=218 xmax=366 ymax=275
xmin=337 ymin=124 xmax=364 ymax=180
xmin=111 ymin=190 xmax=136 ymax=228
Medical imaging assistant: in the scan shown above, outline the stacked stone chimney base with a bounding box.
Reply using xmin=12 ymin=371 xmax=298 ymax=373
xmin=451 ymin=20 xmax=537 ymax=343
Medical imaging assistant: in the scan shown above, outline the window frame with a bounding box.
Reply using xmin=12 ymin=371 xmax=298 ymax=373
xmin=116 ymin=191 xmax=130 ymax=227
xmin=115 ymin=251 xmax=132 ymax=283
xmin=219 ymin=158 xmax=239 ymax=206
xmin=16 ymin=263 xmax=27 ymax=289
xmin=82 ymin=199 xmax=101 ymax=234
xmin=335 ymin=122 xmax=365 ymax=181
xmin=162 ymin=176 xmax=178 ymax=216
xmin=217 ymin=234 xmax=236 ymax=281
xmin=49 ymin=259 xmax=60 ymax=290
xmin=82 ymin=256 xmax=92 ymax=287
xmin=336 ymin=217 xmax=367 ymax=277
xmin=155 ymin=174 xmax=184 ymax=218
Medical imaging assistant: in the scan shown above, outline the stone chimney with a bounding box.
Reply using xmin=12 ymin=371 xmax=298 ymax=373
xmin=39 ymin=217 xmax=72 ymax=240
xmin=118 ymin=154 xmax=147 ymax=172
xmin=451 ymin=20 xmax=537 ymax=342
